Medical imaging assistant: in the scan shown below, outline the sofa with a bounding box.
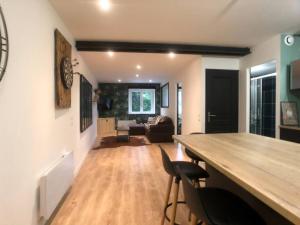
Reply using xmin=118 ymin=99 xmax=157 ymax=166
xmin=145 ymin=116 xmax=175 ymax=143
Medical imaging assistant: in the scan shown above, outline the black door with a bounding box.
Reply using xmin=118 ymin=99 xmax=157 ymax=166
xmin=206 ymin=69 xmax=239 ymax=133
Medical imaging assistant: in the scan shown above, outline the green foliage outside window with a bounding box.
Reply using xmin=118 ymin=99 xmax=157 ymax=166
xmin=131 ymin=92 xmax=140 ymax=112
xmin=129 ymin=89 xmax=155 ymax=114
xmin=143 ymin=91 xmax=152 ymax=112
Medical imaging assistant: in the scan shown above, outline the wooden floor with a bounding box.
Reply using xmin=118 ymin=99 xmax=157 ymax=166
xmin=51 ymin=142 xmax=192 ymax=225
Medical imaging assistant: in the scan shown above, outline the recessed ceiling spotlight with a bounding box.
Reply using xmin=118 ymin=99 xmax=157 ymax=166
xmin=99 ymin=0 xmax=111 ymax=12
xmin=168 ymin=51 xmax=176 ymax=59
xmin=136 ymin=65 xmax=142 ymax=70
xmin=149 ymin=79 xmax=152 ymax=83
xmin=136 ymin=74 xmax=139 ymax=78
xmin=107 ymin=50 xmax=114 ymax=57
xmin=118 ymin=79 xmax=122 ymax=83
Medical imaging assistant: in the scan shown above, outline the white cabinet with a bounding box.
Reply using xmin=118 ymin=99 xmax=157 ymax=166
xmin=97 ymin=117 xmax=116 ymax=137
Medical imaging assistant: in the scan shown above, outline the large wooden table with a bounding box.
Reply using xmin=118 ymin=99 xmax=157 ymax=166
xmin=173 ymin=133 xmax=300 ymax=225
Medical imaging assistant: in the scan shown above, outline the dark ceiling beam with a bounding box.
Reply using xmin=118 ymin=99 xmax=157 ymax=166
xmin=76 ymin=41 xmax=251 ymax=56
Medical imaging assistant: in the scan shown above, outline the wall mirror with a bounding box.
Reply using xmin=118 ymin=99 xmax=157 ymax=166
xmin=161 ymin=83 xmax=169 ymax=108
xmin=80 ymin=75 xmax=93 ymax=132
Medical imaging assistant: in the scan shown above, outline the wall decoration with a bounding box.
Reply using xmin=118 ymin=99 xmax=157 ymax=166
xmin=161 ymin=83 xmax=169 ymax=108
xmin=281 ymin=101 xmax=299 ymax=126
xmin=0 ymin=6 xmax=9 ymax=82
xmin=80 ymin=75 xmax=93 ymax=132
xmin=60 ymin=57 xmax=73 ymax=89
xmin=55 ymin=29 xmax=72 ymax=108
xmin=93 ymin=88 xmax=101 ymax=103
xmin=98 ymin=83 xmax=161 ymax=123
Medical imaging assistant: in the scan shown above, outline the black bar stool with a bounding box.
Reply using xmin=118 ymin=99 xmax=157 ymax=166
xmin=185 ymin=132 xmax=204 ymax=164
xmin=160 ymin=146 xmax=209 ymax=225
xmin=177 ymin=167 xmax=266 ymax=225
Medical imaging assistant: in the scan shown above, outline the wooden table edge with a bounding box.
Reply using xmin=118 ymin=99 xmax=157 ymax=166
xmin=173 ymin=134 xmax=300 ymax=225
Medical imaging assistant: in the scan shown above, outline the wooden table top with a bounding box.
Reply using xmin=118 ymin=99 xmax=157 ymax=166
xmin=173 ymin=133 xmax=300 ymax=225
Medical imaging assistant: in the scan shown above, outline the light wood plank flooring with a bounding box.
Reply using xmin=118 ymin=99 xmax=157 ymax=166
xmin=51 ymin=142 xmax=192 ymax=225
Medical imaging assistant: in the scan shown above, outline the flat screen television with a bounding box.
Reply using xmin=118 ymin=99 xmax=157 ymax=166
xmin=99 ymin=97 xmax=113 ymax=111
xmin=290 ymin=59 xmax=300 ymax=90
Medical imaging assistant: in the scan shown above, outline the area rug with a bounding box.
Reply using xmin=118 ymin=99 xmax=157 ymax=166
xmin=93 ymin=136 xmax=151 ymax=149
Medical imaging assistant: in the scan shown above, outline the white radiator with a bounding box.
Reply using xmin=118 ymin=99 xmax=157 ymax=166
xmin=40 ymin=151 xmax=74 ymax=220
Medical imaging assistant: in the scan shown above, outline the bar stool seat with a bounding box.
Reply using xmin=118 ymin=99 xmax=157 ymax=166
xmin=173 ymin=161 xmax=208 ymax=180
xmin=178 ymin=168 xmax=266 ymax=225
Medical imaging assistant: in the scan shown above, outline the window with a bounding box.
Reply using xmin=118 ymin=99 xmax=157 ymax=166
xmin=128 ymin=89 xmax=156 ymax=114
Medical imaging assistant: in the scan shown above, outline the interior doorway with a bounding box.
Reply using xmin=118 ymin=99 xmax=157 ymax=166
xmin=205 ymin=69 xmax=239 ymax=133
xmin=177 ymin=84 xmax=182 ymax=134
xmin=250 ymin=61 xmax=276 ymax=138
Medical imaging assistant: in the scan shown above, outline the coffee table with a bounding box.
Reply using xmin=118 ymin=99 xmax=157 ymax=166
xmin=116 ymin=127 xmax=130 ymax=142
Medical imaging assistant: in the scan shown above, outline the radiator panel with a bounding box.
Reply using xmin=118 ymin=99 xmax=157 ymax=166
xmin=40 ymin=151 xmax=74 ymax=220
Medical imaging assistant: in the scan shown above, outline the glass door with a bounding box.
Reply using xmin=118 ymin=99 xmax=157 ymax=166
xmin=250 ymin=61 xmax=276 ymax=138
xmin=250 ymin=78 xmax=262 ymax=135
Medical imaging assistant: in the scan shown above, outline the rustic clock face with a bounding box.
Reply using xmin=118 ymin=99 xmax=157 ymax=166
xmin=60 ymin=57 xmax=73 ymax=89
xmin=0 ymin=7 xmax=9 ymax=83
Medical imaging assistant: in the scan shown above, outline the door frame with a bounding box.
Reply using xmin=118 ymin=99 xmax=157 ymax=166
xmin=249 ymin=73 xmax=276 ymax=137
xmin=176 ymin=84 xmax=182 ymax=135
xmin=205 ymin=69 xmax=239 ymax=133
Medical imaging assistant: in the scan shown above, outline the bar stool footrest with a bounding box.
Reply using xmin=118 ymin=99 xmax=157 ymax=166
xmin=164 ymin=201 xmax=186 ymax=225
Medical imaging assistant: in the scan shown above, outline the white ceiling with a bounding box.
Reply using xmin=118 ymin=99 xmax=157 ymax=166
xmin=50 ymin=0 xmax=300 ymax=83
xmin=51 ymin=0 xmax=300 ymax=47
xmin=79 ymin=52 xmax=198 ymax=83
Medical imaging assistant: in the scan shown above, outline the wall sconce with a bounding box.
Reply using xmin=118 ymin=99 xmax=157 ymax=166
xmin=60 ymin=58 xmax=81 ymax=89
xmin=284 ymin=35 xmax=295 ymax=46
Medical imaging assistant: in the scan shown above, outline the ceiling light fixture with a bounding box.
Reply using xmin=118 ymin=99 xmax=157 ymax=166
xmin=107 ymin=50 xmax=114 ymax=57
xmin=169 ymin=51 xmax=176 ymax=59
xmin=136 ymin=74 xmax=139 ymax=78
xmin=149 ymin=79 xmax=152 ymax=83
xmin=99 ymin=0 xmax=111 ymax=12
xmin=118 ymin=79 xmax=122 ymax=83
xmin=136 ymin=65 xmax=142 ymax=70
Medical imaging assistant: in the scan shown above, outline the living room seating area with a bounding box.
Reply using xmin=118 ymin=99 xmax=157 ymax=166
xmin=116 ymin=115 xmax=175 ymax=143
xmin=145 ymin=116 xmax=175 ymax=143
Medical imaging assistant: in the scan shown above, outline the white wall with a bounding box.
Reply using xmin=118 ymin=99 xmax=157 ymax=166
xmin=239 ymin=35 xmax=281 ymax=136
xmin=201 ymin=57 xmax=240 ymax=132
xmin=162 ymin=56 xmax=240 ymax=134
xmin=180 ymin=58 xmax=203 ymax=134
xmin=162 ymin=57 xmax=203 ymax=135
xmin=163 ymin=37 xmax=281 ymax=136
xmin=0 ymin=1 xmax=97 ymax=225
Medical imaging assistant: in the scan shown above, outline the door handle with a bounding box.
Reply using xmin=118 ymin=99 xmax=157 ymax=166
xmin=208 ymin=112 xmax=217 ymax=117
xmin=208 ymin=112 xmax=217 ymax=122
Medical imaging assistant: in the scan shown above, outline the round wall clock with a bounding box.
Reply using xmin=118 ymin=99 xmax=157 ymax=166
xmin=0 ymin=6 xmax=9 ymax=82
xmin=60 ymin=57 xmax=73 ymax=89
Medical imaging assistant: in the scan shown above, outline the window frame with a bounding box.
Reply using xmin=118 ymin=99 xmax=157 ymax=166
xmin=128 ymin=88 xmax=156 ymax=114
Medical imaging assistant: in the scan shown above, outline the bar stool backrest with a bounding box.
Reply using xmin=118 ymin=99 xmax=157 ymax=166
xmin=177 ymin=166 xmax=209 ymax=223
xmin=185 ymin=132 xmax=204 ymax=162
xmin=159 ymin=146 xmax=177 ymax=177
